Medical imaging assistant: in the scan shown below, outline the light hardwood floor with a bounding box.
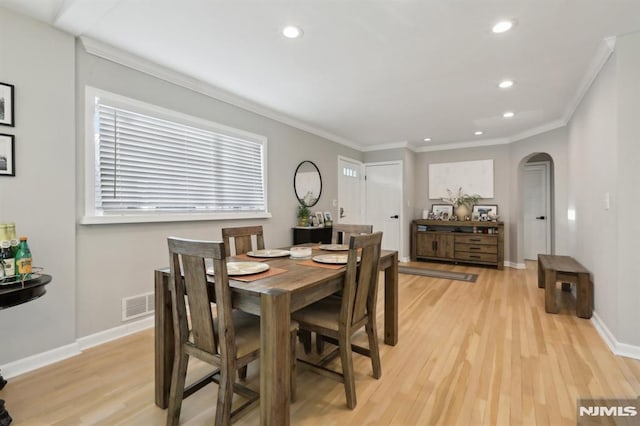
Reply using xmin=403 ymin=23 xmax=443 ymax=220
xmin=2 ymin=261 xmax=639 ymax=425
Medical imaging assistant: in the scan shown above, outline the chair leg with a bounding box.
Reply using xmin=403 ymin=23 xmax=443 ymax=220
xmin=215 ymin=363 xmax=235 ymax=426
xmin=238 ymin=365 xmax=248 ymax=380
xmin=166 ymin=352 xmax=189 ymax=426
xmin=366 ymin=319 xmax=382 ymax=379
xmin=316 ymin=333 xmax=325 ymax=354
xmin=338 ymin=332 xmax=357 ymax=409
xmin=298 ymin=329 xmax=312 ymax=354
xmin=290 ymin=330 xmax=297 ymax=402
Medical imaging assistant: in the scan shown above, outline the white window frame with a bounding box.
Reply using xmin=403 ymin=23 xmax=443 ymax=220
xmin=81 ymin=86 xmax=270 ymax=224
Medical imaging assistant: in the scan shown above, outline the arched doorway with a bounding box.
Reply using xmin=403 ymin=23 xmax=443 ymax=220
xmin=519 ymin=153 xmax=555 ymax=260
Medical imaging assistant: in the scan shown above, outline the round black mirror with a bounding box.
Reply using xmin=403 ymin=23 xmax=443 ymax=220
xmin=294 ymin=161 xmax=322 ymax=207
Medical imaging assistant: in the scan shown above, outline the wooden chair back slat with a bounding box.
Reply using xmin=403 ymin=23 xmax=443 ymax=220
xmin=332 ymin=224 xmax=373 ymax=244
xmin=222 ymin=226 xmax=265 ymax=257
xmin=342 ymin=232 xmax=383 ymax=327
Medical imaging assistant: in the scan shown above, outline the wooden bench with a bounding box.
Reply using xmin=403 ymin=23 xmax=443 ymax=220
xmin=538 ymin=254 xmax=593 ymax=319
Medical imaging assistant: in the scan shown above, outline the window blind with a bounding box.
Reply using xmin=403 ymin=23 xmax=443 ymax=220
xmin=94 ymin=99 xmax=266 ymax=214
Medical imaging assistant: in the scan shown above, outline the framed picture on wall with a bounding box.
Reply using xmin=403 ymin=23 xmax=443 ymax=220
xmin=431 ymin=204 xmax=453 ymax=218
xmin=0 ymin=134 xmax=15 ymax=176
xmin=0 ymin=83 xmax=15 ymax=127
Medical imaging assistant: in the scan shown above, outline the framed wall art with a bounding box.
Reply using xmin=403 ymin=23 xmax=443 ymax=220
xmin=0 ymin=134 xmax=15 ymax=176
xmin=0 ymin=83 xmax=14 ymax=127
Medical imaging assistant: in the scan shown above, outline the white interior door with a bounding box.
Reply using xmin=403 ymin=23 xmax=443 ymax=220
xmin=364 ymin=162 xmax=402 ymax=252
xmin=523 ymin=162 xmax=551 ymax=260
xmin=338 ymin=156 xmax=364 ymax=224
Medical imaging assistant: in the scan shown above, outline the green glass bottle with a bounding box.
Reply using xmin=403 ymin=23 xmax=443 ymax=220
xmin=0 ymin=225 xmax=15 ymax=281
xmin=15 ymin=237 xmax=32 ymax=280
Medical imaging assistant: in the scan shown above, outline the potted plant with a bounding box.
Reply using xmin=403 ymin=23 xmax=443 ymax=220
xmin=442 ymin=187 xmax=480 ymax=220
xmin=297 ymin=203 xmax=311 ymax=226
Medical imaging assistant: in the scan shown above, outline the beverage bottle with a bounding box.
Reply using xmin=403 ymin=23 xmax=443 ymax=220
xmin=0 ymin=224 xmax=15 ymax=281
xmin=15 ymin=237 xmax=32 ymax=279
xmin=7 ymin=223 xmax=18 ymax=256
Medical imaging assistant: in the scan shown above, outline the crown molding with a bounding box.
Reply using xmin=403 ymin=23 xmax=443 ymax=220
xmin=508 ymin=119 xmax=567 ymax=144
xmin=414 ymin=137 xmax=510 ymax=153
xmin=562 ymin=36 xmax=616 ymax=124
xmin=79 ymin=36 xmax=363 ymax=152
xmin=360 ymin=140 xmax=411 ymax=152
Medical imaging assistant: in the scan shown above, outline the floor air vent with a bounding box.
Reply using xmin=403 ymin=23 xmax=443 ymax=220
xmin=122 ymin=292 xmax=154 ymax=321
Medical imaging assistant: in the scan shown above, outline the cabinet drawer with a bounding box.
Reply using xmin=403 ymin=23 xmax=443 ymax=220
xmin=454 ymin=235 xmax=496 ymax=245
xmin=455 ymin=243 xmax=497 ymax=254
xmin=455 ymin=251 xmax=497 ymax=263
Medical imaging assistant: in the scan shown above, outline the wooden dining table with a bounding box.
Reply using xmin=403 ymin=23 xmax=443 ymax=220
xmin=154 ymin=245 xmax=398 ymax=425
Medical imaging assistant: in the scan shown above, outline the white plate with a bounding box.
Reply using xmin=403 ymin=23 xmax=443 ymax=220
xmin=312 ymin=254 xmax=355 ymax=265
xmin=207 ymin=262 xmax=270 ymax=276
xmin=318 ymin=244 xmax=349 ymax=251
xmin=246 ymin=249 xmax=290 ymax=258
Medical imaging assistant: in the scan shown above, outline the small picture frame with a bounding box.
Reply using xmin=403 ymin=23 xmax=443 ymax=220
xmin=471 ymin=212 xmax=480 ymax=221
xmin=0 ymin=83 xmax=15 ymax=127
xmin=315 ymin=211 xmax=324 ymax=226
xmin=323 ymin=211 xmax=332 ymax=222
xmin=0 ymin=134 xmax=15 ymax=176
xmin=431 ymin=204 xmax=453 ymax=219
xmin=472 ymin=204 xmax=498 ymax=219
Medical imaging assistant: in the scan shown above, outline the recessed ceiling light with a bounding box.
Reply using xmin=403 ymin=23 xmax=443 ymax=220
xmin=492 ymin=20 xmax=513 ymax=34
xmin=423 ymin=138 xmax=431 ymax=142
xmin=474 ymin=131 xmax=484 ymax=136
xmin=503 ymin=111 xmax=515 ymax=118
xmin=498 ymin=80 xmax=514 ymax=89
xmin=282 ymin=25 xmax=303 ymax=39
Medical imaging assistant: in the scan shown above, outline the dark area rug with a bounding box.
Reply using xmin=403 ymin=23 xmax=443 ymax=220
xmin=398 ymin=265 xmax=478 ymax=283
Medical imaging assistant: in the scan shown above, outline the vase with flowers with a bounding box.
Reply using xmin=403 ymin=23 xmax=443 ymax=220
xmin=442 ymin=187 xmax=480 ymax=220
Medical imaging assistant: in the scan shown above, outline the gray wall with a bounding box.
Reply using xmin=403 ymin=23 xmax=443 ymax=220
xmin=566 ymin=31 xmax=640 ymax=346
xmin=0 ymin=9 xmax=77 ymax=363
xmin=74 ymin=42 xmax=362 ymax=336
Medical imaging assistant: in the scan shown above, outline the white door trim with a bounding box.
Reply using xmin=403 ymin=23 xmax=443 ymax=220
xmin=364 ymin=160 xmax=404 ymax=258
xmin=337 ymin=155 xmax=365 ymax=223
xmin=524 ymin=161 xmax=551 ymax=257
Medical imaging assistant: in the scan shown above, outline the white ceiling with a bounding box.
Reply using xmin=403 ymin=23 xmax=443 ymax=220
xmin=3 ymin=0 xmax=640 ymax=151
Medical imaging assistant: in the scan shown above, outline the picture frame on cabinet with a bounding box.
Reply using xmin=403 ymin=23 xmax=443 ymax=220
xmin=0 ymin=83 xmax=14 ymax=127
xmin=0 ymin=134 xmax=15 ymax=176
xmin=323 ymin=211 xmax=332 ymax=222
xmin=315 ymin=211 xmax=324 ymax=226
xmin=472 ymin=204 xmax=498 ymax=219
xmin=431 ymin=204 xmax=453 ymax=219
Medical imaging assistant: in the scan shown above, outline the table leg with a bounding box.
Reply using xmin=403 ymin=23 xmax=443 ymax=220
xmin=576 ymin=273 xmax=593 ymax=319
xmin=260 ymin=289 xmax=291 ymax=426
xmin=537 ymin=257 xmax=544 ymax=288
xmin=155 ymin=270 xmax=174 ymax=409
xmin=384 ymin=252 xmax=398 ymax=346
xmin=544 ymin=269 xmax=558 ymax=314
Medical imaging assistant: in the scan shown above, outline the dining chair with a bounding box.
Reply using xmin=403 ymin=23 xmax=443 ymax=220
xmin=166 ymin=237 xmax=297 ymax=426
xmin=221 ymin=225 xmax=265 ymax=257
xmin=331 ymin=224 xmax=373 ymax=244
xmin=292 ymin=232 xmax=383 ymax=409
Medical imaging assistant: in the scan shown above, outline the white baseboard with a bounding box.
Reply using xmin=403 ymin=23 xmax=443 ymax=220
xmin=399 ymin=256 xmax=411 ymax=263
xmin=1 ymin=315 xmax=154 ymax=380
xmin=591 ymin=311 xmax=640 ymax=360
xmin=77 ymin=315 xmax=154 ymax=350
xmin=504 ymin=261 xmax=526 ymax=269
xmin=1 ymin=343 xmax=81 ymax=380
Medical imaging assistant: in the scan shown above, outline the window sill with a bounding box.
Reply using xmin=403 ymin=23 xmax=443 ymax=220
xmin=80 ymin=211 xmax=272 ymax=225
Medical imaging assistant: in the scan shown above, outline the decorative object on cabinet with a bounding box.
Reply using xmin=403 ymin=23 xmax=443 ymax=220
xmin=431 ymin=204 xmax=453 ymax=219
xmin=315 ymin=212 xmax=324 ymax=226
xmin=411 ymin=220 xmax=504 ymax=269
xmin=294 ymin=160 xmax=322 ymax=207
xmin=472 ymin=204 xmax=498 ymax=221
xmin=442 ymin=187 xmax=480 ymax=221
xmin=297 ymin=203 xmax=311 ymax=226
xmin=0 ymin=134 xmax=15 ymax=176
xmin=0 ymin=83 xmax=14 ymax=127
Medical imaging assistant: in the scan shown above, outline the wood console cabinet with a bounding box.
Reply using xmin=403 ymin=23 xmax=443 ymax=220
xmin=411 ymin=220 xmax=504 ymax=269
